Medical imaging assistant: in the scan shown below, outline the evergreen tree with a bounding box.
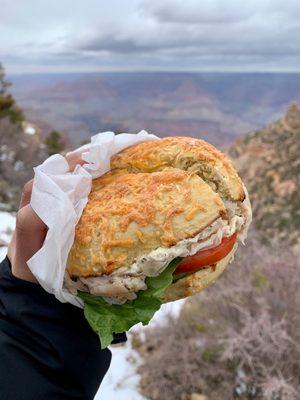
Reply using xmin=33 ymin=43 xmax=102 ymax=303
xmin=0 ymin=63 xmax=24 ymax=124
xmin=44 ymin=130 xmax=65 ymax=156
xmin=0 ymin=63 xmax=11 ymax=94
xmin=0 ymin=62 xmax=46 ymax=210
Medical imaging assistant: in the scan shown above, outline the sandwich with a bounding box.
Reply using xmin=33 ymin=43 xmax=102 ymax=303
xmin=65 ymin=136 xmax=252 ymax=347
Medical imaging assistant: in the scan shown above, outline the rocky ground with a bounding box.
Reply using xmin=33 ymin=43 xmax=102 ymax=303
xmin=228 ymin=103 xmax=300 ymax=250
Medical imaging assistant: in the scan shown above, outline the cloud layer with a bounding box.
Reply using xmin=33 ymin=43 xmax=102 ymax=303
xmin=1 ymin=0 xmax=299 ymax=73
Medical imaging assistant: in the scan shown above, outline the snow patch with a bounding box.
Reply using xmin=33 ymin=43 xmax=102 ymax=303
xmin=25 ymin=126 xmax=36 ymax=135
xmin=0 ymin=211 xmax=15 ymax=249
xmin=95 ymin=299 xmax=185 ymax=399
xmin=96 ymin=341 xmax=146 ymax=400
xmin=0 ymin=246 xmax=7 ymax=262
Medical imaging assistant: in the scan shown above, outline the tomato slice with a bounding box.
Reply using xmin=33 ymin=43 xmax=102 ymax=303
xmin=174 ymin=232 xmax=238 ymax=275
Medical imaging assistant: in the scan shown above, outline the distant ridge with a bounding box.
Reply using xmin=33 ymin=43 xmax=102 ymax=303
xmin=11 ymin=72 xmax=300 ymax=148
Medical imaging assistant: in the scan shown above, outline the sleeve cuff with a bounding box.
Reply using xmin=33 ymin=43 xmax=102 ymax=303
xmin=111 ymin=332 xmax=127 ymax=345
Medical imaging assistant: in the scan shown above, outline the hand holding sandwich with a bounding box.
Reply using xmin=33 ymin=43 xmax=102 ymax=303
xmin=7 ymin=150 xmax=88 ymax=283
xmin=1 ymin=147 xmax=122 ymax=400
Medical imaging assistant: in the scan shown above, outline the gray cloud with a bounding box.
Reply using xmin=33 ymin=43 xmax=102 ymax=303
xmin=80 ymin=36 xmax=161 ymax=53
xmin=76 ymin=6 xmax=300 ymax=59
xmin=1 ymin=0 xmax=299 ymax=73
xmin=140 ymin=0 xmax=255 ymax=24
xmin=140 ymin=0 xmax=300 ymax=24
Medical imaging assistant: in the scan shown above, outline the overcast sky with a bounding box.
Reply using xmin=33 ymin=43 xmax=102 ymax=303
xmin=1 ymin=0 xmax=299 ymax=74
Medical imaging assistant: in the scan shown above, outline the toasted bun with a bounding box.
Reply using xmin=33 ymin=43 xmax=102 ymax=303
xmin=163 ymin=242 xmax=238 ymax=303
xmin=111 ymin=136 xmax=244 ymax=202
xmin=67 ymin=136 xmax=246 ymax=279
xmin=67 ymin=167 xmax=225 ymax=277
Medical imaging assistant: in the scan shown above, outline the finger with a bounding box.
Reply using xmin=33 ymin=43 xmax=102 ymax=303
xmin=16 ymin=204 xmax=48 ymax=233
xmin=11 ymin=204 xmax=48 ymax=283
xmin=65 ymin=149 xmax=90 ymax=172
xmin=19 ymin=179 xmax=34 ymax=209
xmin=11 ymin=178 xmax=34 ymax=262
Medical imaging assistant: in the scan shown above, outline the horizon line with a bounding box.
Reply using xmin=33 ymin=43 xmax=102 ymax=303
xmin=8 ymin=69 xmax=300 ymax=76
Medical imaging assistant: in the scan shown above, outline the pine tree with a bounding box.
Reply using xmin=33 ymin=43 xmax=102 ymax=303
xmin=44 ymin=130 xmax=65 ymax=156
xmin=0 ymin=63 xmax=11 ymax=94
xmin=0 ymin=63 xmax=24 ymax=124
xmin=0 ymin=62 xmax=46 ymax=210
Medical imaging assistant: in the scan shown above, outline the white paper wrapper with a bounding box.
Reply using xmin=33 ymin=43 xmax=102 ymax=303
xmin=27 ymin=130 xmax=160 ymax=307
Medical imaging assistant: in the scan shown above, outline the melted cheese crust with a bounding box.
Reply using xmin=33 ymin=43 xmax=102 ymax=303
xmin=111 ymin=136 xmax=245 ymax=201
xmin=66 ymin=167 xmax=225 ymax=278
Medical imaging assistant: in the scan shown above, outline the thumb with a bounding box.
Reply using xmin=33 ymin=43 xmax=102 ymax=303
xmin=16 ymin=204 xmax=48 ymax=233
xmin=8 ymin=205 xmax=47 ymax=283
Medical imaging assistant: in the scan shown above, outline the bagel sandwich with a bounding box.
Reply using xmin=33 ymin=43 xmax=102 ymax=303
xmin=64 ymin=137 xmax=252 ymax=347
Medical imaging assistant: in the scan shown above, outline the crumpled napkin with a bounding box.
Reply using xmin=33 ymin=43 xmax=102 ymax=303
xmin=27 ymin=130 xmax=160 ymax=307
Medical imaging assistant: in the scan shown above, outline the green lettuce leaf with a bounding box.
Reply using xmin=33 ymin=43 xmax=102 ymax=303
xmin=78 ymin=257 xmax=182 ymax=348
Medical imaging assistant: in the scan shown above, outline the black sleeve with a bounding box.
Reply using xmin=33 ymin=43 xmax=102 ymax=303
xmin=0 ymin=255 xmax=126 ymax=400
